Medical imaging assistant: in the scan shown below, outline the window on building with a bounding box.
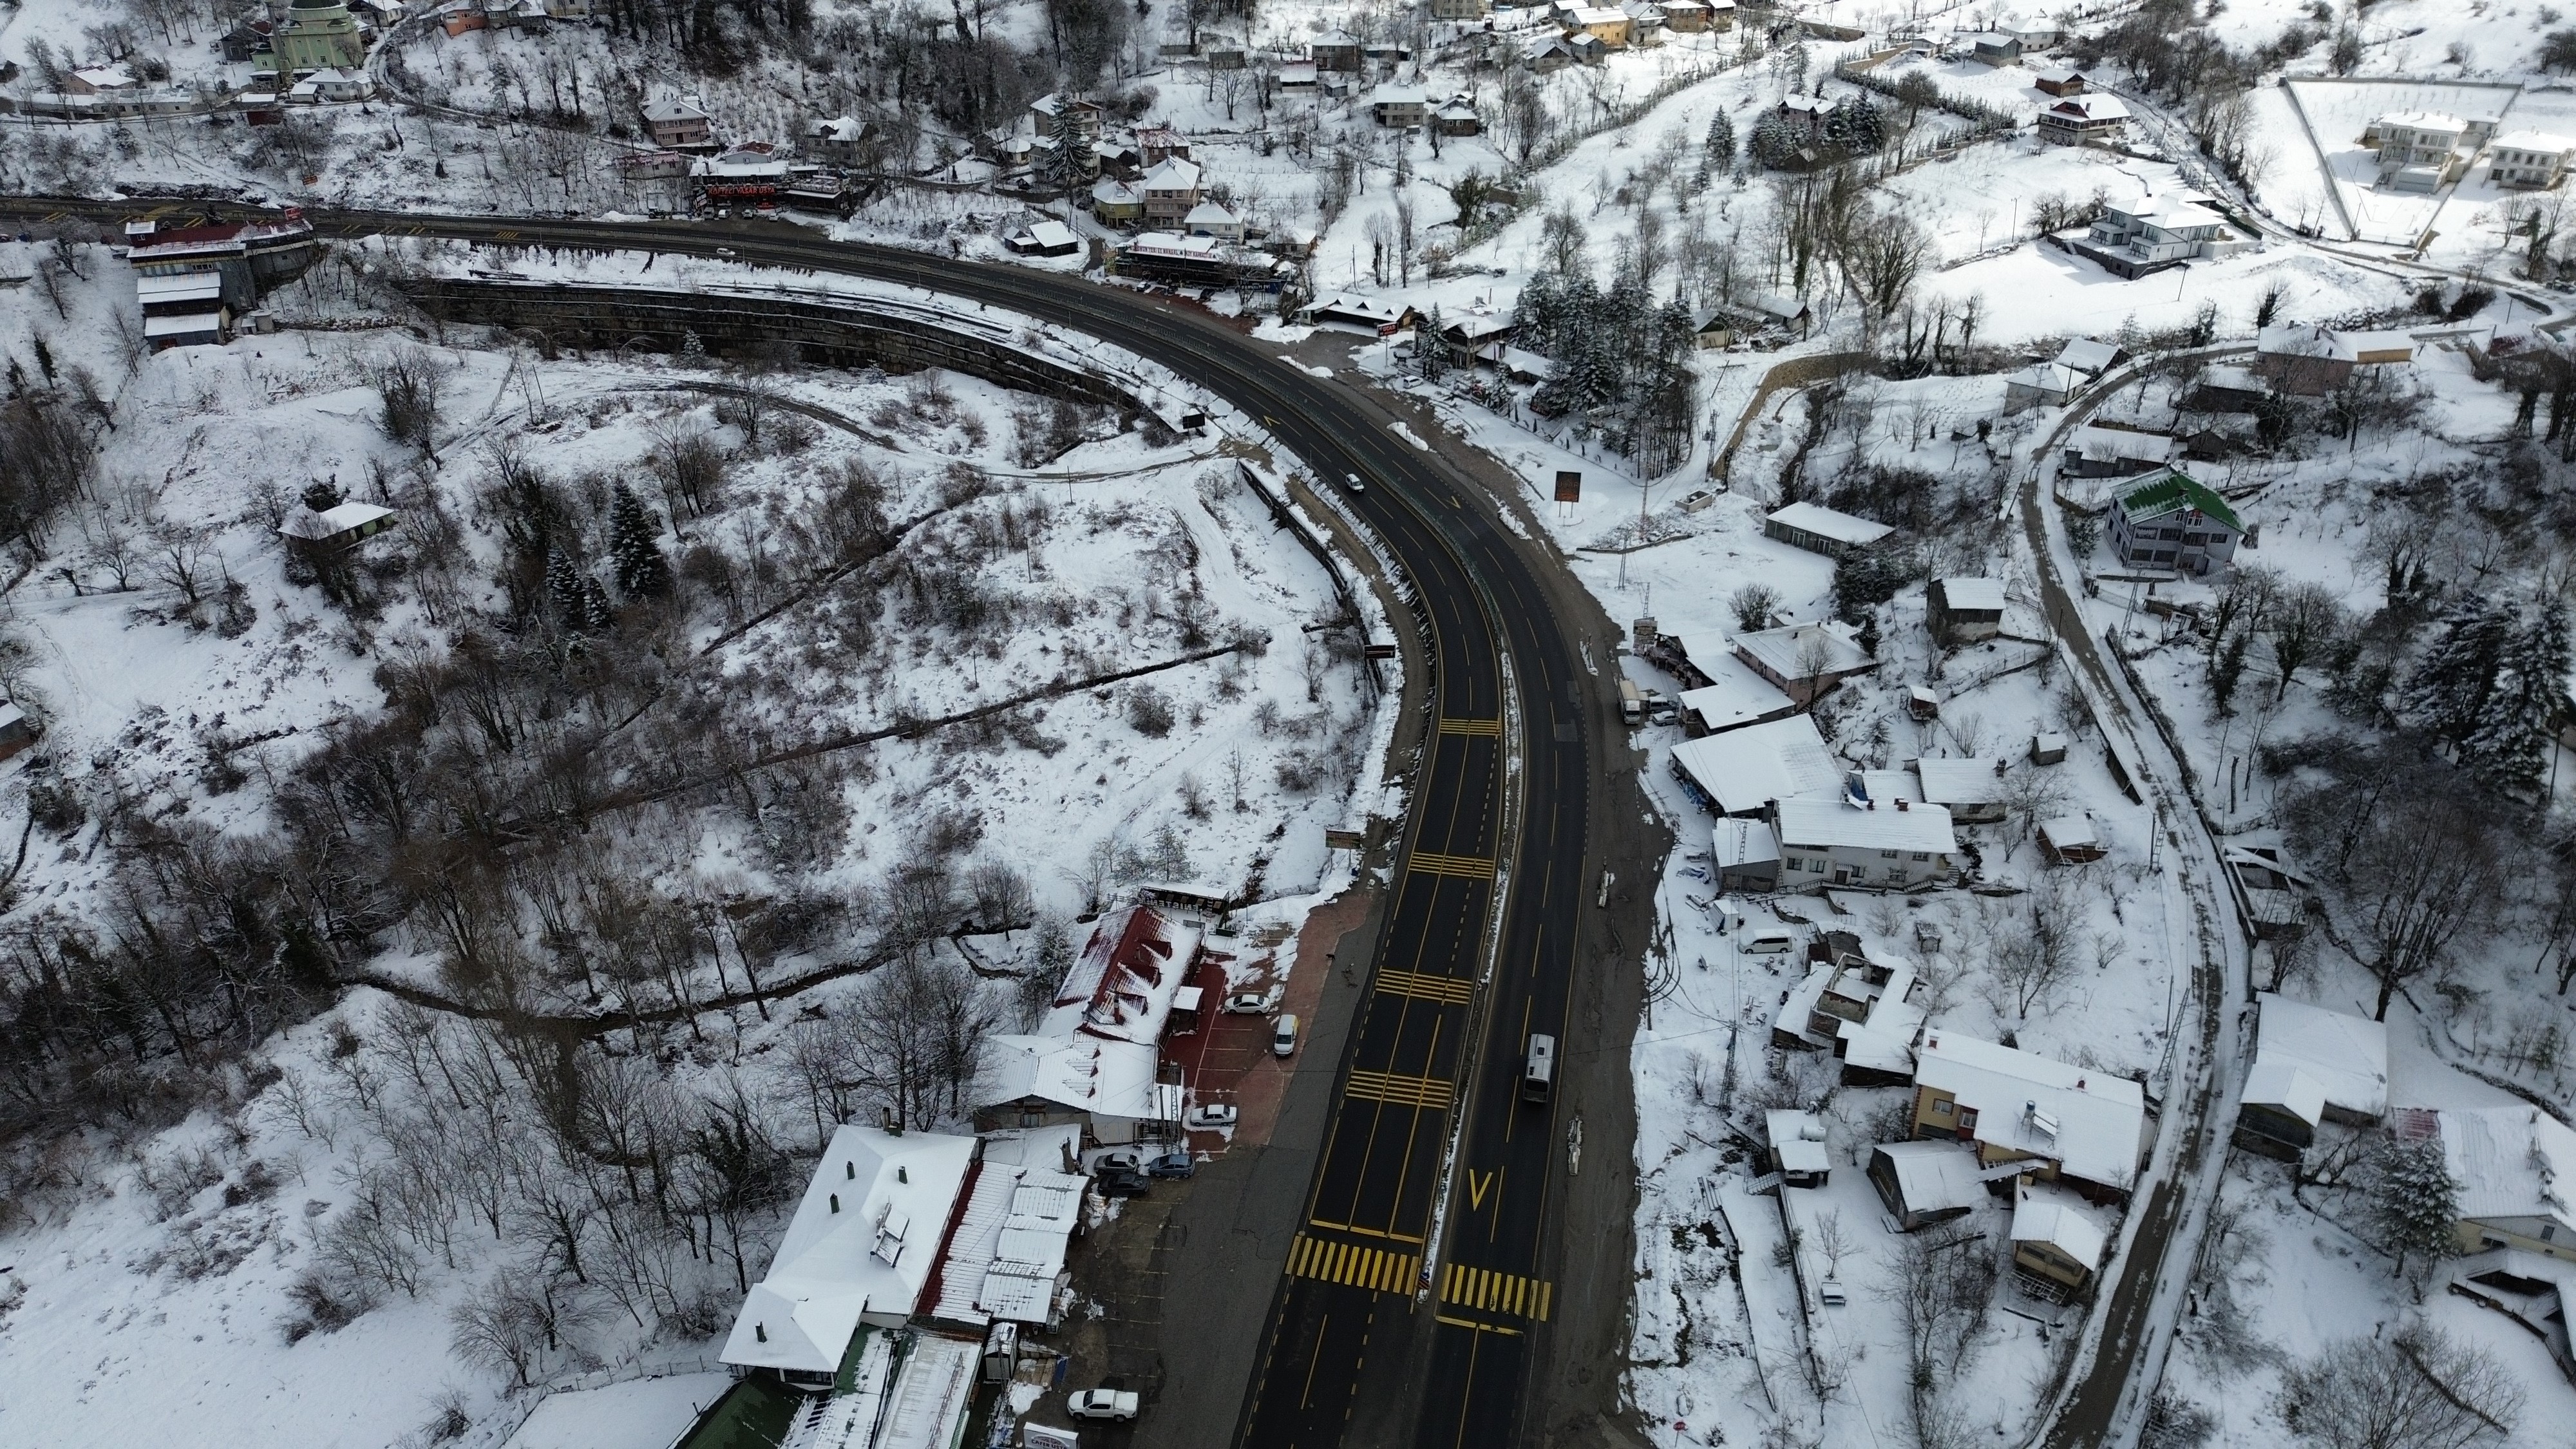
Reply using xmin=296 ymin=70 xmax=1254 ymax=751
xmin=1933 ymin=1099 xmax=1952 ymax=1115
xmin=1911 ymin=851 xmax=1930 ymax=862
xmin=1811 ymin=858 xmax=1826 ymax=873
xmin=1783 ymin=856 xmax=1803 ymax=872
xmin=1880 ymin=849 xmax=1898 ymax=858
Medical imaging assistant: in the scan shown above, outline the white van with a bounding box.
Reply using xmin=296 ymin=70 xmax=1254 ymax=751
xmin=1743 ymin=927 xmax=1797 ymax=956
xmin=1273 ymin=1014 xmax=1300 ymax=1057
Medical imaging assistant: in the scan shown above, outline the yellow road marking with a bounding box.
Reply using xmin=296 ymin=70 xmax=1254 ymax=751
xmin=1437 ymin=717 xmax=1501 ymax=735
xmin=1376 ymin=969 xmax=1474 ymax=1005
xmin=1287 ymin=1233 xmax=1419 ymax=1295
xmin=1410 ymin=851 xmax=1496 ymax=880
xmin=1434 ymin=1313 xmax=1522 ymax=1336
xmin=1439 ymin=1262 xmax=1553 ymax=1321
xmin=1344 ymin=1069 xmax=1457 ymax=1111
xmin=1312 ymin=1220 xmax=1426 ymax=1244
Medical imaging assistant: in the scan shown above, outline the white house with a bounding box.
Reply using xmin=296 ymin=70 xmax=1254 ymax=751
xmin=1733 ymin=621 xmax=1877 ymax=703
xmin=1183 ymin=200 xmax=1246 ymax=241
xmin=1139 ymin=155 xmax=1203 ymax=225
xmin=2003 ymin=361 xmax=2083 ymax=412
xmin=2081 ymin=191 xmax=2242 ymax=278
xmin=1909 ymin=1030 xmax=2148 ymax=1199
xmin=2437 ymin=1105 xmax=2576 ymax=1262
xmin=1370 ymin=84 xmax=1430 ymax=127
xmin=1770 ymin=795 xmax=1956 ymax=891
xmin=804 ymin=115 xmax=870 ymax=167
xmin=721 ymin=1124 xmax=978 ymax=1388
xmin=2036 ymin=92 xmax=2126 ymax=147
xmin=1909 ymin=757 xmax=2007 ymax=823
xmin=2486 ymin=131 xmax=2576 ymax=190
xmin=2371 ymin=111 xmax=2470 ymax=190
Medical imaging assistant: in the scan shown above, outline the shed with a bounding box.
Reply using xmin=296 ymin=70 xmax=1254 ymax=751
xmin=0 ymin=703 xmax=35 ymax=762
xmin=1925 ymin=577 xmax=2007 ymax=645
xmin=2003 ymin=361 xmax=2083 ymax=412
xmin=2235 ymin=992 xmax=2387 ymax=1159
xmin=1910 ymin=757 xmax=2007 ymax=824
xmin=1868 ymin=1141 xmax=1986 ymax=1231
xmin=2032 ymin=65 xmax=2086 ymax=95
xmin=2037 ymin=815 xmax=2103 ymax=864
xmin=2030 ymin=732 xmax=2067 ymax=765
xmin=1712 ymin=816 xmax=1783 ymax=893
xmin=278 ymin=500 xmax=398 ymax=555
xmin=1005 ymin=220 xmax=1080 ymax=256
xmin=2054 ymin=338 xmax=2127 ymax=379
xmin=1766 ymin=1110 xmax=1832 ymax=1186
xmin=2010 ymin=1185 xmax=2110 ymax=1298
xmin=1763 ymin=501 xmax=1893 ymax=558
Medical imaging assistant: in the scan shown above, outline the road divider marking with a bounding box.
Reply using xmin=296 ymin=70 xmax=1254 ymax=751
xmin=1439 ymin=1263 xmax=1553 ymax=1321
xmin=1437 ymin=717 xmax=1501 ymax=735
xmin=1344 ymin=1069 xmax=1456 ymax=1111
xmin=1434 ymin=1312 xmax=1522 ymax=1336
xmin=1314 ymin=1220 xmax=1426 ymax=1244
xmin=1376 ymin=970 xmax=1474 ymax=1005
xmin=1288 ymin=1233 xmax=1419 ymax=1294
xmin=1410 ymin=851 xmax=1495 ymax=880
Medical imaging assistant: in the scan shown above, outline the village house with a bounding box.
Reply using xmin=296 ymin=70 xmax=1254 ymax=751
xmin=1967 ymin=32 xmax=2021 ymax=65
xmin=62 ymin=64 xmax=138 ymax=97
xmin=1660 ymin=0 xmax=1714 ymax=30
xmin=1433 ymin=96 xmax=1481 ymax=136
xmin=1303 ymin=294 xmax=1414 ymax=334
xmin=1675 ymin=650 xmax=1799 ymax=735
xmin=1370 ymin=84 xmax=1430 ymax=128
xmin=2253 ymin=322 xmax=2414 ymax=395
xmin=642 ymin=98 xmax=715 ymax=151
xmin=2105 ymin=468 xmax=2244 ymax=574
xmin=1430 ymin=0 xmax=1489 ymax=17
xmin=2078 ymin=191 xmax=2241 ymax=278
xmin=2235 ymin=994 xmax=2388 ymax=1160
xmin=2038 ymin=813 xmax=2105 ymax=865
xmin=1770 ymin=793 xmax=1956 ymax=891
xmin=1772 ymin=937 xmax=1924 ymax=1083
xmin=2036 ymin=92 xmax=2127 ymax=147
xmin=2370 ymin=111 xmax=2474 ymax=191
xmin=1030 ymin=93 xmax=1106 ymax=141
xmin=1280 ymin=59 xmax=1318 ymax=88
xmin=126 ymin=216 xmax=317 ymax=350
xmin=1668 ymin=713 xmax=1841 ymax=818
xmin=1909 ymin=757 xmax=2008 ymax=824
xmin=1732 ymin=621 xmax=1877 ymax=704
xmin=1712 ymin=815 xmax=1782 ymax=892
xmin=260 ymin=0 xmax=367 ymax=73
xmin=2487 ymin=131 xmax=2576 ymax=189
xmin=2011 ymin=1186 xmax=2110 ymax=1299
xmin=803 ymin=115 xmax=871 ymax=168
xmin=1136 ymin=125 xmax=1189 ymax=165
xmin=0 ymin=704 xmax=33 ymax=764
xmin=1911 ymin=1029 xmax=2148 ymax=1200
xmin=1138 ymin=155 xmax=1203 ymax=225
xmin=1565 ymin=5 xmax=1632 ymax=46
xmin=1868 ymin=1141 xmax=1987 ymax=1231
xmin=1184 ymin=201 xmax=1245 ymax=242
xmin=2031 ymin=64 xmax=2086 ymax=96
xmin=1924 ymin=576 xmax=2007 ymax=645
xmin=1309 ymin=28 xmax=1364 ymax=70
xmin=2061 ymin=424 xmax=2177 ymax=480
xmin=2189 ymin=363 xmax=2270 ymax=413
xmin=1763 ymin=500 xmax=1893 ymax=558
xmin=2224 ymin=846 xmax=2313 ymax=939
xmin=1090 ymin=178 xmax=1144 ymax=225
xmin=2003 ymin=361 xmax=2083 ymax=412
xmin=278 ymin=500 xmax=399 ymax=557
xmin=2434 ymin=1105 xmax=2576 ymax=1262
xmin=1434 ymin=310 xmax=1515 ymax=368
xmin=2055 ymin=337 xmax=2127 ymax=381
xmin=1766 ymin=1110 xmax=1832 ymax=1188
xmin=972 ymin=904 xmax=1209 ymax=1141
xmin=1003 ymin=220 xmax=1081 ymax=257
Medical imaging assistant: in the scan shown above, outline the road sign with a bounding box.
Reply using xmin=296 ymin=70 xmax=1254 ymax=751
xmin=1363 ymin=642 xmax=1397 ymax=659
xmin=1324 ymin=828 xmax=1365 ymax=851
xmin=1555 ymin=470 xmax=1582 ymax=502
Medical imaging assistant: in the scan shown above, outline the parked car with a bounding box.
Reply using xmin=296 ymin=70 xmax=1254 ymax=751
xmin=1068 ymin=1387 xmax=1141 ymax=1421
xmin=1273 ymin=1013 xmax=1300 ymax=1057
xmin=1224 ymin=990 xmax=1273 ymax=1014
xmin=1095 ymin=1171 xmax=1151 ymax=1198
xmin=1144 ymin=1151 xmax=1196 ymax=1179
xmin=1185 ymin=1104 xmax=1238 ymax=1130
xmin=1090 ymin=1149 xmax=1142 ymax=1176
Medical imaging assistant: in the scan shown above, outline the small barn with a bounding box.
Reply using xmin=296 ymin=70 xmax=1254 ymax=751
xmin=1868 ymin=1141 xmax=1987 ymax=1231
xmin=2010 ymin=1186 xmax=2110 ymax=1300
xmin=1766 ymin=1110 xmax=1832 ymax=1187
xmin=1925 ymin=576 xmax=2006 ymax=645
xmin=2038 ymin=815 xmax=2104 ymax=864
xmin=1763 ymin=501 xmax=1893 ymax=558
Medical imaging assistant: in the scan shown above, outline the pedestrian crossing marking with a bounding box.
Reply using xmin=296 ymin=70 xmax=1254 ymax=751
xmin=1437 ymin=717 xmax=1501 ymax=735
xmin=1376 ymin=969 xmax=1474 ymax=1005
xmin=1343 ymin=1069 xmax=1456 ymax=1111
xmin=1409 ymin=851 xmax=1495 ymax=880
xmin=1438 ymin=1262 xmax=1552 ymax=1321
xmin=1289 ymin=1233 xmax=1418 ymax=1294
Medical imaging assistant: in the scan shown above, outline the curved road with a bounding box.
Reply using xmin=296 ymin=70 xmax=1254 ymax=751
xmin=6 ymin=196 xmax=1633 ymax=1449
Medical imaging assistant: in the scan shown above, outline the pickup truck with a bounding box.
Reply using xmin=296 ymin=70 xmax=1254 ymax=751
xmin=1068 ymin=1387 xmax=1141 ymax=1421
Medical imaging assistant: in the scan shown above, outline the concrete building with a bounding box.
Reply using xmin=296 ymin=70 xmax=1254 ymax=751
xmin=2078 ymin=191 xmax=2243 ymax=278
xmin=263 ymin=0 xmax=367 ymax=73
xmin=2036 ymin=92 xmax=2127 ymax=147
xmin=1770 ymin=795 xmax=1956 ymax=891
xmin=642 ymin=98 xmax=715 ymax=151
xmin=2105 ymin=468 xmax=2244 ymax=575
xmin=2486 ymin=131 xmax=2576 ymax=189
xmin=2235 ymin=993 xmax=2388 ymax=1160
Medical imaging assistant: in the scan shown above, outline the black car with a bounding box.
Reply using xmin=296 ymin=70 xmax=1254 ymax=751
xmin=1097 ymin=1170 xmax=1152 ymax=1198
xmin=1144 ymin=1151 xmax=1196 ymax=1180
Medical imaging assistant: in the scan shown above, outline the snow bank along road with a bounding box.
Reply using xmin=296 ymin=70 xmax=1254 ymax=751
xmin=0 ymin=198 xmax=1621 ymax=1449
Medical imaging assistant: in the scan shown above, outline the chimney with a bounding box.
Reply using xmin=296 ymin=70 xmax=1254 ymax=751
xmin=1897 ymin=799 xmax=1909 ymax=811
xmin=882 ymin=1104 xmax=903 ymax=1137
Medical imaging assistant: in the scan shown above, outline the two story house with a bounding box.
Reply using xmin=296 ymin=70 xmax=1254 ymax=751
xmin=2103 ymin=468 xmax=2245 ymax=576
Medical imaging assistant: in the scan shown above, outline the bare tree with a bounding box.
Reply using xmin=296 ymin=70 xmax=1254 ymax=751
xmin=2265 ymin=582 xmax=2345 ymax=702
xmin=1730 ymin=582 xmax=1782 ymax=632
xmin=1984 ymin=873 xmax=2084 ymax=1019
xmin=2277 ymin=1327 xmax=2521 ymax=1449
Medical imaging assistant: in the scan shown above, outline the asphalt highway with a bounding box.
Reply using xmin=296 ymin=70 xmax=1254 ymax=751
xmin=5 ymin=198 xmax=1611 ymax=1448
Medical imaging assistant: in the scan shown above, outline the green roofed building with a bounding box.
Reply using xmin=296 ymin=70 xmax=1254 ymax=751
xmin=2107 ymin=468 xmax=2244 ymax=575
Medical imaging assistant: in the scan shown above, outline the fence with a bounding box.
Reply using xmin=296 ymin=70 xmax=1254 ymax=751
xmin=444 ymin=1352 xmax=731 ymax=1449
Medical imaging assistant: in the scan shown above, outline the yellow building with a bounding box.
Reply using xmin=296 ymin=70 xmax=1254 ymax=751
xmin=261 ymin=0 xmax=368 ymax=73
xmin=2437 ymin=1105 xmax=2576 ymax=1261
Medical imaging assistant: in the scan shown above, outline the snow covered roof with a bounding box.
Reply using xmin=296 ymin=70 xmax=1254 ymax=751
xmin=695 ymin=149 xmax=790 ymax=178
xmin=1373 ymin=84 xmax=1429 ymax=104
xmin=2252 ymin=994 xmax=2387 ymax=1121
xmin=1712 ymin=815 xmax=1781 ymax=869
xmin=2055 ymin=338 xmax=2123 ymax=375
xmin=2242 ymin=1057 xmax=2327 ymax=1129
xmin=143 ymin=312 xmax=225 ymax=338
xmin=1280 ymin=59 xmax=1318 ymax=79
xmin=720 ymin=1124 xmax=978 ymax=1375
xmin=2038 ymin=814 xmax=2098 ymax=850
xmin=1184 ymin=201 xmax=1239 ymax=225
xmin=2259 ymin=322 xmax=2357 ymax=361
xmin=1915 ymin=1030 xmax=2146 ymax=1191
xmin=2011 ymin=1185 xmax=2110 ymax=1269
xmin=1753 ymin=291 xmax=1810 ymax=321
xmin=1567 ymin=5 xmax=1627 ymax=21
xmin=1766 ymin=501 xmax=1893 ymax=548
xmin=2115 ymin=469 xmax=2242 ymax=533
xmin=317 ymin=501 xmax=395 ymax=534
xmin=978 ymin=1124 xmax=1083 ymax=1173
xmin=137 ymin=272 xmax=225 ymax=304
xmin=2377 ymin=110 xmax=2466 ymax=133
xmin=1023 ymin=220 xmax=1077 ymax=250
xmin=876 ymin=1333 xmax=979 ymax=1449
xmin=2199 ymin=363 xmax=2266 ymax=395
xmin=1773 ymin=796 xmax=1956 ymax=855
xmin=1092 ymin=178 xmax=1141 ymax=204
xmin=2068 ymin=425 xmax=2176 ymax=464
xmin=2031 ymin=65 xmax=2085 ymax=83
xmin=1670 ymin=714 xmax=1841 ymax=816
xmin=642 ymin=98 xmax=708 ymax=122
xmin=1935 ymin=577 xmax=2007 ymax=612
xmin=73 ymin=64 xmax=138 ymax=90
xmin=1911 ymin=757 xmax=2005 ymax=806
xmin=1766 ymin=1110 xmax=1830 ymax=1175
xmin=1043 ymin=904 xmax=1203 ymax=1046
xmin=1871 ymin=1140 xmax=1987 ymax=1216
xmin=2490 ymin=130 xmax=2576 ymax=155
xmin=925 ymin=1162 xmax=1085 ymax=1327
xmin=1735 ymin=621 xmax=1875 ymax=683
xmin=2045 ymin=94 xmax=2127 ymax=122
xmin=1311 ymin=26 xmax=1359 ymax=44
xmin=2007 ymin=361 xmax=2082 ymax=395
xmin=2439 ymin=1105 xmax=2576 ymax=1233
xmin=1677 ymin=652 xmax=1797 ymax=733
xmin=975 ymin=1033 xmax=1164 ymax=1121
xmin=2105 ymin=191 xmax=2228 ymax=233
xmin=1305 ymin=293 xmax=1407 ymax=324
xmin=1140 ymin=156 xmax=1202 ymax=191
xmin=808 ymin=114 xmax=866 ymax=142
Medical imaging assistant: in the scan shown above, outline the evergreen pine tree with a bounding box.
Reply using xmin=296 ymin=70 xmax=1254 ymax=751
xmin=1855 ymin=613 xmax=1880 ymax=658
xmin=2400 ymin=598 xmax=2509 ymax=745
xmin=1421 ymin=303 xmax=1447 ymax=382
xmin=608 ymin=484 xmax=673 ymax=600
xmin=545 ymin=546 xmax=587 ymax=630
xmin=2210 ymin=628 xmax=2251 ymax=717
xmin=2465 ymin=599 xmax=2571 ymax=791
xmin=2365 ymin=1135 xmax=2458 ymax=1280
xmin=1705 ymin=108 xmax=1736 ymax=167
xmin=581 ymin=576 xmax=616 ymax=634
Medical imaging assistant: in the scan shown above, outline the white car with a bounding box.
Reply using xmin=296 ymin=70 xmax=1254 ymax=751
xmin=1223 ymin=990 xmax=1274 ymax=1014
xmin=1068 ymin=1388 xmax=1140 ymax=1421
xmin=1090 ymin=1149 xmax=1142 ymax=1175
xmin=1342 ymin=472 xmax=1366 ymax=493
xmin=1186 ymin=1104 xmax=1238 ymax=1130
